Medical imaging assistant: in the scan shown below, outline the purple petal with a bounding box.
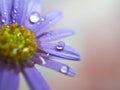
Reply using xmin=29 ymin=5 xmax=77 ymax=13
xmin=26 ymin=0 xmax=42 ymax=14
xmin=38 ymin=59 xmax=76 ymax=76
xmin=12 ymin=0 xmax=28 ymax=25
xmin=37 ymin=43 xmax=80 ymax=60
xmin=0 ymin=0 xmax=13 ymax=26
xmin=33 ymin=11 xmax=63 ymax=37
xmin=23 ymin=67 xmax=50 ymax=90
xmin=12 ymin=0 xmax=42 ymax=26
xmin=38 ymin=29 xmax=74 ymax=42
xmin=0 ymin=70 xmax=19 ymax=90
xmin=24 ymin=0 xmax=42 ymax=28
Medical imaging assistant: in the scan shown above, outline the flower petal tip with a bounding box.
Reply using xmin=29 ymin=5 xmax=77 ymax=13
xmin=74 ymin=54 xmax=81 ymax=61
xmin=67 ymin=68 xmax=76 ymax=77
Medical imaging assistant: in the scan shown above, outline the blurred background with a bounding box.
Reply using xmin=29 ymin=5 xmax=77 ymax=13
xmin=20 ymin=0 xmax=120 ymax=90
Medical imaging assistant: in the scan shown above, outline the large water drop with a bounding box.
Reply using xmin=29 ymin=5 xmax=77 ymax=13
xmin=60 ymin=65 xmax=68 ymax=74
xmin=56 ymin=41 xmax=65 ymax=51
xmin=29 ymin=12 xmax=40 ymax=23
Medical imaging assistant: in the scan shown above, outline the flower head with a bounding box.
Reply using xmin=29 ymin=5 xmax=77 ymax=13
xmin=0 ymin=0 xmax=80 ymax=90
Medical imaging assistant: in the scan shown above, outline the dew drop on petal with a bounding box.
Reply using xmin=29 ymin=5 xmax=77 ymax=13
xmin=12 ymin=19 xmax=16 ymax=23
xmin=1 ymin=19 xmax=6 ymax=23
xmin=40 ymin=17 xmax=45 ymax=22
xmin=13 ymin=9 xmax=17 ymax=14
xmin=60 ymin=65 xmax=68 ymax=74
xmin=56 ymin=41 xmax=65 ymax=51
xmin=29 ymin=12 xmax=40 ymax=23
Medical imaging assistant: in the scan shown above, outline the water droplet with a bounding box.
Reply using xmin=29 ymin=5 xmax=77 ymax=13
xmin=29 ymin=12 xmax=40 ymax=23
xmin=39 ymin=56 xmax=46 ymax=65
xmin=60 ymin=66 xmax=68 ymax=74
xmin=56 ymin=41 xmax=65 ymax=51
xmin=13 ymin=9 xmax=17 ymax=13
xmin=1 ymin=19 xmax=6 ymax=23
xmin=12 ymin=19 xmax=16 ymax=23
xmin=40 ymin=17 xmax=45 ymax=22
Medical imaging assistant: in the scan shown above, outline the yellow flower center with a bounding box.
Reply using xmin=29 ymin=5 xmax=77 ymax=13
xmin=0 ymin=23 xmax=36 ymax=65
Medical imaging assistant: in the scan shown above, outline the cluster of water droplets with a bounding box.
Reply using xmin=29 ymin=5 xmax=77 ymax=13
xmin=55 ymin=42 xmax=71 ymax=74
xmin=0 ymin=10 xmax=44 ymax=25
xmin=29 ymin=12 xmax=47 ymax=25
xmin=1 ymin=12 xmax=6 ymax=23
xmin=0 ymin=9 xmax=55 ymax=27
xmin=29 ymin=12 xmax=54 ymax=26
xmin=12 ymin=9 xmax=17 ymax=23
xmin=1 ymin=10 xmax=15 ymax=24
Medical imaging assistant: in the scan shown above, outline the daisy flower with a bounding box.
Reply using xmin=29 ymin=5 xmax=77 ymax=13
xmin=0 ymin=0 xmax=80 ymax=90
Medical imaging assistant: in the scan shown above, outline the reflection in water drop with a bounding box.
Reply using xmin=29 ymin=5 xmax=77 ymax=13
xmin=60 ymin=65 xmax=68 ymax=74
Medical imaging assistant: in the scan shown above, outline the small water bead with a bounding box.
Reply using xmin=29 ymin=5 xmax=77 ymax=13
xmin=29 ymin=12 xmax=40 ymax=23
xmin=60 ymin=65 xmax=68 ymax=74
xmin=40 ymin=17 xmax=45 ymax=22
xmin=56 ymin=41 xmax=65 ymax=51
xmin=13 ymin=9 xmax=17 ymax=14
xmin=12 ymin=19 xmax=16 ymax=23
xmin=1 ymin=19 xmax=6 ymax=23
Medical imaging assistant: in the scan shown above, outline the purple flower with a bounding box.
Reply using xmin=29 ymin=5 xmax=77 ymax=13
xmin=0 ymin=0 xmax=80 ymax=90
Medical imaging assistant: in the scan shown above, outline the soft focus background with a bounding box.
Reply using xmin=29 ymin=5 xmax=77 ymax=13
xmin=20 ymin=0 xmax=120 ymax=90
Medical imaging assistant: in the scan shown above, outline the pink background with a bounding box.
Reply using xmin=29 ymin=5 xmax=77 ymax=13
xmin=19 ymin=0 xmax=120 ymax=90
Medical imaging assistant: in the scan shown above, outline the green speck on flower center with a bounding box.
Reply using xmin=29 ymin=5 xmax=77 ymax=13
xmin=0 ymin=23 xmax=36 ymax=65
